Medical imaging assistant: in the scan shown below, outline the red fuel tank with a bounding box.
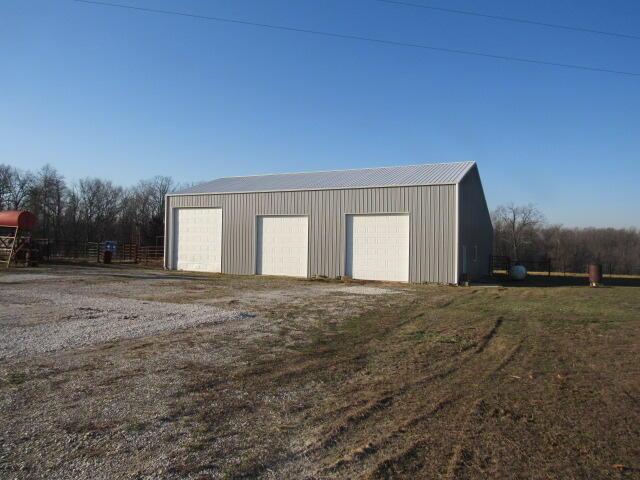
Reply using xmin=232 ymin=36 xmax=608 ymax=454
xmin=0 ymin=210 xmax=37 ymax=230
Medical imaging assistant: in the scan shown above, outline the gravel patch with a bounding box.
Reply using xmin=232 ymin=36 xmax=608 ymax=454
xmin=0 ymin=288 xmax=247 ymax=359
xmin=321 ymin=285 xmax=401 ymax=295
xmin=0 ymin=273 xmax=61 ymax=283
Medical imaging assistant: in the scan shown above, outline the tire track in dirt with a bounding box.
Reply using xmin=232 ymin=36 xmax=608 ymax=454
xmin=488 ymin=336 xmax=525 ymax=377
xmin=270 ymin=315 xmax=512 ymax=478
xmin=351 ymin=396 xmax=460 ymax=479
xmin=294 ymin=336 xmax=484 ymax=458
xmin=319 ymin=395 xmax=395 ymax=449
xmin=291 ymin=368 xmax=461 ymax=474
xmin=300 ymin=371 xmax=452 ymax=459
xmin=304 ymin=317 xmax=510 ymax=478
xmin=337 ymin=315 xmax=509 ymax=404
xmin=443 ymin=398 xmax=487 ymax=480
xmin=474 ymin=316 xmax=503 ymax=354
xmin=329 ymin=317 xmax=504 ymax=430
xmin=362 ymin=439 xmax=428 ymax=480
xmin=322 ymin=395 xmax=459 ymax=474
xmin=363 ymin=316 xmax=516 ymax=479
xmin=441 ymin=318 xmax=527 ymax=480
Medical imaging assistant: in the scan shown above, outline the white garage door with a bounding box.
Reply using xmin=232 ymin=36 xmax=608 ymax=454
xmin=346 ymin=214 xmax=410 ymax=282
xmin=173 ymin=208 xmax=222 ymax=272
xmin=257 ymin=216 xmax=308 ymax=277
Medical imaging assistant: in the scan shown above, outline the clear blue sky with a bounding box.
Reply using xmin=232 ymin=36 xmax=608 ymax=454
xmin=1 ymin=0 xmax=639 ymax=228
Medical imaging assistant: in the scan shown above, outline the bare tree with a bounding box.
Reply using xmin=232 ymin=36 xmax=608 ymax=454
xmin=144 ymin=176 xmax=174 ymax=244
xmin=62 ymin=187 xmax=82 ymax=243
xmin=0 ymin=166 xmax=35 ymax=211
xmin=114 ymin=176 xmax=176 ymax=244
xmin=0 ymin=164 xmax=11 ymax=210
xmin=28 ymin=165 xmax=66 ymax=241
xmin=492 ymin=203 xmax=545 ymax=260
xmin=76 ymin=178 xmax=123 ymax=242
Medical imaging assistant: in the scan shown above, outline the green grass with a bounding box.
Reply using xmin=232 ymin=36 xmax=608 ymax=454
xmin=449 ymin=285 xmax=640 ymax=331
xmin=7 ymin=372 xmax=28 ymax=385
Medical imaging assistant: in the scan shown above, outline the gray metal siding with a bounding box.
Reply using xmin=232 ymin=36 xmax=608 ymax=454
xmin=165 ymin=185 xmax=457 ymax=283
xmin=458 ymin=166 xmax=493 ymax=279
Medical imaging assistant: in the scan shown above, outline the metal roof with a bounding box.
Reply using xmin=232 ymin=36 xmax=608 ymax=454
xmin=174 ymin=161 xmax=475 ymax=195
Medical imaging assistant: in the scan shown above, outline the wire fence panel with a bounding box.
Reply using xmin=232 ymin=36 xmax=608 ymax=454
xmin=34 ymin=240 xmax=163 ymax=265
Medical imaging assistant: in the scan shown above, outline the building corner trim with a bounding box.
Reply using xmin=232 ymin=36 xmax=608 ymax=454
xmin=454 ymin=183 xmax=459 ymax=285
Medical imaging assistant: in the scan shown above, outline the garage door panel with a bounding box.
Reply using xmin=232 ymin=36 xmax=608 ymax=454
xmin=173 ymin=208 xmax=222 ymax=272
xmin=257 ymin=216 xmax=308 ymax=277
xmin=346 ymin=214 xmax=410 ymax=282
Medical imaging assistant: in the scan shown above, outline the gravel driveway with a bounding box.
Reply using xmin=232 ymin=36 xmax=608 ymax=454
xmin=0 ymin=287 xmax=246 ymax=360
xmin=0 ymin=267 xmax=401 ymax=361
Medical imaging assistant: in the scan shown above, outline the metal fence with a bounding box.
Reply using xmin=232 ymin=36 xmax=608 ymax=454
xmin=490 ymin=255 xmax=512 ymax=273
xmin=35 ymin=240 xmax=164 ymax=265
xmin=490 ymin=256 xmax=552 ymax=276
xmin=138 ymin=245 xmax=164 ymax=265
xmin=554 ymin=262 xmax=620 ymax=277
xmin=491 ymin=256 xmax=629 ymax=277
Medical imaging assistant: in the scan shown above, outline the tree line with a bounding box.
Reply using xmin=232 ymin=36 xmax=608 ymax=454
xmin=0 ymin=164 xmax=178 ymax=246
xmin=492 ymin=204 xmax=640 ymax=275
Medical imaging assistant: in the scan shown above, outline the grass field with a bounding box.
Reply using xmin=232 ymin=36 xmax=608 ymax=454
xmin=1 ymin=267 xmax=639 ymax=479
